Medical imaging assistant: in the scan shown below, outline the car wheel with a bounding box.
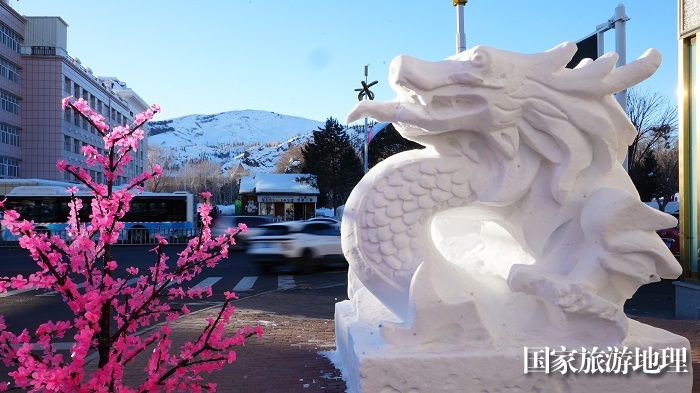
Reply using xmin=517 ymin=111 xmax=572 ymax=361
xmin=299 ymin=249 xmax=315 ymax=274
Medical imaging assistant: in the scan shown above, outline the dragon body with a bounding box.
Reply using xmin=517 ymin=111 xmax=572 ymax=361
xmin=343 ymin=42 xmax=680 ymax=348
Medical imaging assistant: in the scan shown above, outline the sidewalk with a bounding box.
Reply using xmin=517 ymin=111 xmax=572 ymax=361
xmin=138 ymin=280 xmax=700 ymax=393
xmin=122 ymin=285 xmax=348 ymax=392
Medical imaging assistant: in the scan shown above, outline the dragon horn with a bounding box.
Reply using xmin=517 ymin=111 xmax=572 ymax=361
xmin=540 ymin=42 xmax=578 ymax=71
xmin=580 ymin=52 xmax=619 ymax=77
xmin=604 ymin=48 xmax=661 ymax=94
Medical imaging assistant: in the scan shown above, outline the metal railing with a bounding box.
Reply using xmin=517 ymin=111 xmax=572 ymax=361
xmin=0 ymin=227 xmax=201 ymax=247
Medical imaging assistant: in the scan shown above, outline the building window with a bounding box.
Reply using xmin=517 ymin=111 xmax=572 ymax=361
xmin=73 ymin=139 xmax=80 ymax=154
xmin=64 ymin=77 xmax=71 ymax=95
xmin=0 ymin=57 xmax=20 ymax=84
xmin=0 ymin=123 xmax=19 ymax=146
xmin=64 ymin=106 xmax=72 ymax=123
xmin=73 ymin=108 xmax=79 ymax=126
xmin=0 ymin=23 xmax=20 ymax=53
xmin=0 ymin=156 xmax=19 ymax=177
xmin=0 ymin=89 xmax=19 ymax=115
xmin=259 ymin=202 xmax=275 ymax=216
xmin=64 ymin=135 xmax=71 ymax=151
xmin=73 ymin=83 xmax=80 ymax=99
xmin=89 ymin=94 xmax=95 ymax=109
xmin=97 ymin=100 xmax=103 ymax=113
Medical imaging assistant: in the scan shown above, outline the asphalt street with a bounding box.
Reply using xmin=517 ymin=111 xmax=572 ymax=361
xmin=0 ymin=244 xmax=348 ymax=339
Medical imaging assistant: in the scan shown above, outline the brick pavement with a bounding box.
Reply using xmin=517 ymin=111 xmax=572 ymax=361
xmin=634 ymin=317 xmax=700 ymax=392
xmin=116 ymin=284 xmax=700 ymax=393
xmin=121 ymin=288 xmax=348 ymax=392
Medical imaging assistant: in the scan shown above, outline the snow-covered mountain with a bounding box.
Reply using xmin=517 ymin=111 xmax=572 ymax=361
xmin=148 ymin=110 xmax=323 ymax=171
xmin=224 ymin=133 xmax=313 ymax=173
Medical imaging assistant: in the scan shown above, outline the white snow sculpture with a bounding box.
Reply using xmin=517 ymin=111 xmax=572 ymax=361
xmin=335 ymin=42 xmax=691 ymax=392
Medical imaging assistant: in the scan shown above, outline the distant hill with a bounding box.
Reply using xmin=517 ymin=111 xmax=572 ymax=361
xmin=148 ymin=109 xmax=324 ymax=172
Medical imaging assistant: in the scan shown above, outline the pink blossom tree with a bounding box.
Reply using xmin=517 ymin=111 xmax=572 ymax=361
xmin=0 ymin=98 xmax=261 ymax=392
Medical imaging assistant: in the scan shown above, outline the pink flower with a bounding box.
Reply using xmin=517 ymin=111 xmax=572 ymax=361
xmin=200 ymin=191 xmax=212 ymax=199
xmin=237 ymin=223 xmax=248 ymax=233
xmin=223 ymin=291 xmax=237 ymax=300
xmin=150 ymin=103 xmax=161 ymax=112
xmin=0 ymin=99 xmax=264 ymax=392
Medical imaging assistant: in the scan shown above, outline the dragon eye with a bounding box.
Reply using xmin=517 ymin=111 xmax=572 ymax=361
xmin=470 ymin=50 xmax=489 ymax=68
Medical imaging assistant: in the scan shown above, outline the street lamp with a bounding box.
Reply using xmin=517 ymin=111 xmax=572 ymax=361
xmin=454 ymin=0 xmax=467 ymax=54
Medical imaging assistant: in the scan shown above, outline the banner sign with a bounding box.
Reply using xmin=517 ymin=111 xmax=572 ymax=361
xmin=257 ymin=195 xmax=317 ymax=203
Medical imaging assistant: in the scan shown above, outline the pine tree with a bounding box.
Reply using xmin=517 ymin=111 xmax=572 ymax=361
xmin=630 ymin=152 xmax=660 ymax=201
xmin=302 ymin=118 xmax=363 ymax=210
xmin=368 ymin=123 xmax=423 ymax=169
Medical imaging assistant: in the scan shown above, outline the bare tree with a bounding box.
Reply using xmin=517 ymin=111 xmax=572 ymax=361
xmin=275 ymin=143 xmax=306 ymax=173
xmin=179 ymin=160 xmax=226 ymax=202
xmin=626 ymin=89 xmax=678 ymax=204
xmin=627 ymin=89 xmax=677 ymax=174
xmin=146 ymin=145 xmax=178 ymax=192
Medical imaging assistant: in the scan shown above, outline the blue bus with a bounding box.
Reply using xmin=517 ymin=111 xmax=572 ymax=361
xmin=2 ymin=186 xmax=196 ymax=244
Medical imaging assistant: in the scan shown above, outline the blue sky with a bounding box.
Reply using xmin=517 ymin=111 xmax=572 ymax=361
xmin=14 ymin=1 xmax=677 ymax=124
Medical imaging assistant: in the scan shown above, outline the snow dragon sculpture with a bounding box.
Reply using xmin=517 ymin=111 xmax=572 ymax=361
xmin=343 ymin=42 xmax=681 ymax=348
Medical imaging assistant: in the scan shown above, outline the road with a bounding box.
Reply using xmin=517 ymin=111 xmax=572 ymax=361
xmin=0 ymin=244 xmax=348 ymax=339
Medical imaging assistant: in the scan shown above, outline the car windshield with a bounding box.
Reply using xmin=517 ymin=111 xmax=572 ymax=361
xmin=259 ymin=225 xmax=290 ymax=236
xmin=302 ymin=223 xmax=340 ymax=236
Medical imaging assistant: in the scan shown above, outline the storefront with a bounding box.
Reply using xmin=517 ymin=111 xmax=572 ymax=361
xmin=239 ymin=174 xmax=319 ymax=221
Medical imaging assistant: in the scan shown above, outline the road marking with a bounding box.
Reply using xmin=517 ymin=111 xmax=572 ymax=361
xmin=191 ymin=277 xmax=222 ymax=291
xmin=30 ymin=342 xmax=75 ymax=351
xmin=232 ymin=276 xmax=258 ymax=292
xmin=277 ymin=275 xmax=296 ymax=290
xmin=37 ymin=277 xmax=140 ymax=297
xmin=0 ymin=287 xmax=37 ymax=298
xmin=37 ymin=281 xmax=87 ymax=297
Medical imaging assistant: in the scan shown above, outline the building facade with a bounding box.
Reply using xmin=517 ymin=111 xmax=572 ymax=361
xmin=0 ymin=2 xmax=24 ymax=179
xmin=20 ymin=16 xmax=148 ymax=184
xmin=239 ymin=174 xmax=319 ymax=221
xmin=679 ymin=0 xmax=700 ymax=278
xmin=676 ymin=0 xmax=700 ymax=317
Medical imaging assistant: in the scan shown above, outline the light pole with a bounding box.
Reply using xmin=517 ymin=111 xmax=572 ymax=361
xmin=454 ymin=0 xmax=467 ymax=54
xmin=354 ymin=66 xmax=378 ymax=174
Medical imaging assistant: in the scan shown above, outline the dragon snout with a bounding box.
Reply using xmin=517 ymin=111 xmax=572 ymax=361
xmin=390 ymin=55 xmax=445 ymax=95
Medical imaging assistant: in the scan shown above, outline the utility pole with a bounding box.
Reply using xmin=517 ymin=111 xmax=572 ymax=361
xmin=363 ymin=65 xmax=369 ymax=174
xmin=586 ymin=4 xmax=629 ymax=170
xmin=354 ymin=66 xmax=378 ymax=174
xmin=454 ymin=0 xmax=467 ymax=54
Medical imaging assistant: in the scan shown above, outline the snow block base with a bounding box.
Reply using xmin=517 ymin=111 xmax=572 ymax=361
xmin=335 ymin=300 xmax=692 ymax=393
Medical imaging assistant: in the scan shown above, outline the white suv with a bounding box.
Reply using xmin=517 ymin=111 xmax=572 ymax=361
xmin=246 ymin=220 xmax=344 ymax=273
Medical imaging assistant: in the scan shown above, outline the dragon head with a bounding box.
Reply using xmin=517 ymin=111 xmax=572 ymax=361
xmin=348 ymin=42 xmax=661 ymax=167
